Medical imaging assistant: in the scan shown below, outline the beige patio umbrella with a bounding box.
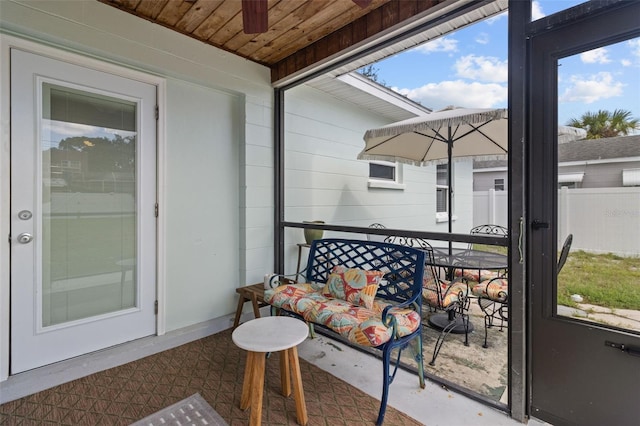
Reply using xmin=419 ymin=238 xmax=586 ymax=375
xmin=358 ymin=107 xmax=508 ymax=239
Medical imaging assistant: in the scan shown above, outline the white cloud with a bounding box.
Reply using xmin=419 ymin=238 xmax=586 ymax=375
xmin=453 ymin=55 xmax=508 ymax=83
xmin=629 ymin=39 xmax=640 ymax=58
xmin=475 ymin=32 xmax=490 ymax=45
xmin=393 ymin=80 xmax=507 ymax=110
xmin=559 ymin=72 xmax=624 ymax=104
xmin=531 ymin=1 xmax=546 ymax=20
xmin=580 ymin=48 xmax=611 ymax=64
xmin=621 ymin=59 xmax=632 ymax=67
xmin=413 ymin=37 xmax=458 ymax=54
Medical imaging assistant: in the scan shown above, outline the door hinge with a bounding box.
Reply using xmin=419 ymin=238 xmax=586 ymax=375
xmin=154 ymin=203 xmax=159 ymax=218
xmin=154 ymin=300 xmax=158 ymax=315
xmin=155 ymin=105 xmax=159 ymax=120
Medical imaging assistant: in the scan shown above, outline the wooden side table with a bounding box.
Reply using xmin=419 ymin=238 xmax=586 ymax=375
xmin=232 ymin=316 xmax=309 ymax=426
xmin=233 ymin=283 xmax=267 ymax=329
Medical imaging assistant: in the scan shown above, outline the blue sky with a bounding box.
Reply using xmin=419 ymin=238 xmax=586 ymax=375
xmin=372 ymin=1 xmax=640 ymax=127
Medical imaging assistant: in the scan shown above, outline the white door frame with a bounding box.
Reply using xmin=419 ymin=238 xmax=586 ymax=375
xmin=0 ymin=34 xmax=167 ymax=381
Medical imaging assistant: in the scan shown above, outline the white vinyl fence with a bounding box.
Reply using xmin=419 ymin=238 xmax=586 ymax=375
xmin=474 ymin=187 xmax=640 ymax=256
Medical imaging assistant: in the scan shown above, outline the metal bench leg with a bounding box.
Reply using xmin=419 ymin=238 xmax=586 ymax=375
xmin=377 ymin=346 xmax=391 ymax=426
xmin=416 ymin=336 xmax=426 ymax=390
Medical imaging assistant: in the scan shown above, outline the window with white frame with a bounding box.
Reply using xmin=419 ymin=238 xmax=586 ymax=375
xmin=494 ymin=178 xmax=505 ymax=191
xmin=436 ymin=164 xmax=448 ymax=213
xmin=367 ymin=161 xmax=404 ymax=189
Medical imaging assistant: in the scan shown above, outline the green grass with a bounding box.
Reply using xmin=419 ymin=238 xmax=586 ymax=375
xmin=558 ymin=250 xmax=640 ymax=310
xmin=474 ymin=244 xmax=640 ymax=311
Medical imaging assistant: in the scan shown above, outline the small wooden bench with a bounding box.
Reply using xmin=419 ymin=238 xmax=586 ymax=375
xmin=233 ymin=278 xmax=296 ymax=329
xmin=233 ymin=283 xmax=267 ymax=329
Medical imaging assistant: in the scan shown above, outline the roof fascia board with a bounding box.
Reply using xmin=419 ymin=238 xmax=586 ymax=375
xmin=336 ymin=72 xmax=431 ymax=115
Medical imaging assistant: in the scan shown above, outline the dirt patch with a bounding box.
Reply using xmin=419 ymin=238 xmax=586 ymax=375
xmin=400 ymin=303 xmax=508 ymax=402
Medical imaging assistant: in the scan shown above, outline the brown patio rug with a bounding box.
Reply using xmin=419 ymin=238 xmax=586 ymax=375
xmin=0 ymin=328 xmax=422 ymax=425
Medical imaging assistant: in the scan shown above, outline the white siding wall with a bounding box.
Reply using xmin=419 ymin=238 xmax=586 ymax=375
xmin=0 ymin=0 xmax=274 ymax=372
xmin=474 ymin=170 xmax=507 ymax=191
xmin=283 ymin=85 xmax=475 ymax=273
xmin=164 ymin=81 xmax=241 ymax=330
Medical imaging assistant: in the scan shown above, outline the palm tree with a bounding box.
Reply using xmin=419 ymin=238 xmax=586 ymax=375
xmin=567 ymin=109 xmax=640 ymax=139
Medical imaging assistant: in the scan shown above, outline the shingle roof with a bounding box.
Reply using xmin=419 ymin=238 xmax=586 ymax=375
xmin=474 ymin=134 xmax=640 ymax=169
xmin=558 ymin=134 xmax=640 ymax=162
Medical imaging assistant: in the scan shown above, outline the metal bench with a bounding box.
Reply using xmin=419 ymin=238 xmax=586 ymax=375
xmin=265 ymin=238 xmax=426 ymax=425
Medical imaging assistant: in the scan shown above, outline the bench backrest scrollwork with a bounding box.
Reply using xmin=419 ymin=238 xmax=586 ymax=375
xmin=306 ymin=238 xmax=426 ymax=306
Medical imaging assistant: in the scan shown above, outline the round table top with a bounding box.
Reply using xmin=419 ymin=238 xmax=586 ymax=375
xmin=430 ymin=247 xmax=508 ymax=270
xmin=232 ymin=316 xmax=309 ymax=352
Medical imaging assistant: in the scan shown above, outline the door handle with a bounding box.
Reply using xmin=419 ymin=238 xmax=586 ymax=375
xmin=531 ymin=220 xmax=549 ymax=230
xmin=605 ymin=340 xmax=640 ymax=357
xmin=17 ymin=233 xmax=33 ymax=244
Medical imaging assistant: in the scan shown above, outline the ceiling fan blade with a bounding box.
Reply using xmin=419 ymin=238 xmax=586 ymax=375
xmin=242 ymin=0 xmax=268 ymax=34
xmin=352 ymin=0 xmax=373 ymax=8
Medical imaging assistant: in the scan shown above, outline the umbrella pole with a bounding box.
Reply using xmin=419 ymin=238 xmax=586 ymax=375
xmin=447 ymin=132 xmax=453 ymax=256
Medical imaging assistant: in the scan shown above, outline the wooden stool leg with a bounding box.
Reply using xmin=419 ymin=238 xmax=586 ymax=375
xmin=240 ymin=351 xmax=255 ymax=409
xmin=249 ymin=352 xmax=266 ymax=426
xmin=288 ymin=346 xmax=308 ymax=426
xmin=280 ymin=350 xmax=291 ymax=396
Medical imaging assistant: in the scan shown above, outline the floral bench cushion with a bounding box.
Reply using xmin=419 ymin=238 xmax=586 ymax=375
xmin=471 ymin=278 xmax=509 ymax=302
xmin=321 ymin=266 xmax=384 ymax=309
xmin=264 ymin=283 xmax=421 ymax=348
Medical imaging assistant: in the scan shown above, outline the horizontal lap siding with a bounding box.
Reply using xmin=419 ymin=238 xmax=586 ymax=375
xmin=165 ymin=80 xmax=241 ymax=330
xmin=283 ymin=84 xmax=464 ymax=273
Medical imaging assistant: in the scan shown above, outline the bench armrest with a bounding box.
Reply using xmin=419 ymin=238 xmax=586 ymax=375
xmin=267 ymin=271 xmax=306 ymax=289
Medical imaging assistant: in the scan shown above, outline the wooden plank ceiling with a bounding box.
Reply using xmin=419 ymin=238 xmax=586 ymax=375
xmin=98 ymin=0 xmax=447 ymax=82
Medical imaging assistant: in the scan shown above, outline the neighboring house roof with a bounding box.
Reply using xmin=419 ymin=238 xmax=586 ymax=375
xmin=307 ymin=71 xmax=432 ymax=121
xmin=474 ymin=134 xmax=640 ymax=170
xmin=558 ymin=134 xmax=640 ymax=162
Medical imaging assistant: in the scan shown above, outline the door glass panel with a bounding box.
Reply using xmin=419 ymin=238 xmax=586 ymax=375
xmin=41 ymin=82 xmax=137 ymax=327
xmin=556 ymin=38 xmax=640 ymax=334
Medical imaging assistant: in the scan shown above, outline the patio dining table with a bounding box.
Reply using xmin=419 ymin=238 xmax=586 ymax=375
xmin=427 ymin=247 xmax=508 ymax=333
xmin=430 ymin=247 xmax=508 ymax=278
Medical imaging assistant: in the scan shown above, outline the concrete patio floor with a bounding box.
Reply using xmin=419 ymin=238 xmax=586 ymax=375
xmin=297 ymin=332 xmax=549 ymax=426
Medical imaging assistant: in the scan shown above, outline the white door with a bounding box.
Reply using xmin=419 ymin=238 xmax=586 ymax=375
xmin=10 ymin=49 xmax=157 ymax=373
